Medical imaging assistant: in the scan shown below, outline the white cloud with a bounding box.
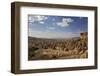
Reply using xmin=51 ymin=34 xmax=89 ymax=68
xmin=48 ymin=27 xmax=55 ymax=30
xmin=28 ymin=16 xmax=35 ymax=22
xmin=29 ymin=28 xmax=43 ymax=37
xmin=39 ymin=21 xmax=44 ymax=24
xmin=57 ymin=22 xmax=69 ymax=27
xmin=28 ymin=15 xmax=48 ymax=23
xmin=65 ymin=18 xmax=74 ymax=22
xmin=57 ymin=18 xmax=74 ymax=27
xmin=35 ymin=16 xmax=48 ymax=21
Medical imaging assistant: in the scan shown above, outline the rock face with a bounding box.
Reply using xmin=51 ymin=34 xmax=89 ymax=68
xmin=80 ymin=32 xmax=88 ymax=51
xmin=28 ymin=32 xmax=88 ymax=60
xmin=80 ymin=32 xmax=88 ymax=41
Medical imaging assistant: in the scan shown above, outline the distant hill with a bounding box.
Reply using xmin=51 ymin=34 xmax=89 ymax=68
xmin=28 ymin=36 xmax=80 ymax=40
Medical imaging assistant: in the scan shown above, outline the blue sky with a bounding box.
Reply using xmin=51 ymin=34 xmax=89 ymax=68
xmin=28 ymin=15 xmax=88 ymax=38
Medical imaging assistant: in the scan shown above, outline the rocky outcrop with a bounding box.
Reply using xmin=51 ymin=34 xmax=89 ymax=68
xmin=28 ymin=32 xmax=88 ymax=60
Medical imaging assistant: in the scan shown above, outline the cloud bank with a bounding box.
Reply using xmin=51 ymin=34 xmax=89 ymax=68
xmin=57 ymin=18 xmax=74 ymax=27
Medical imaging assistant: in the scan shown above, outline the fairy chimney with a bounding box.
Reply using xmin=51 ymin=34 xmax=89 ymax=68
xmin=80 ymin=32 xmax=88 ymax=41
